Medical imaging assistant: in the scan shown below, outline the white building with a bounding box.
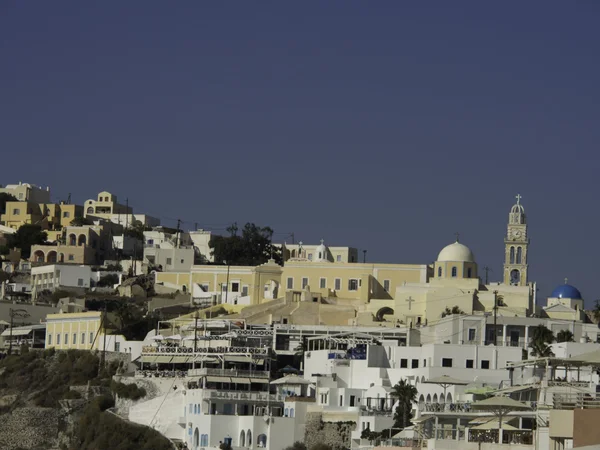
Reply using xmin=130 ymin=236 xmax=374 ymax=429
xmin=109 ymin=213 xmax=160 ymax=228
xmin=144 ymin=229 xmax=195 ymax=272
xmin=31 ymin=264 xmax=92 ymax=294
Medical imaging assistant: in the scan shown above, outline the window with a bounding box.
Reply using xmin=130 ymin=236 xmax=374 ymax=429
xmin=18 ymin=193 xmax=23 ymax=199
xmin=73 ymin=333 xmax=77 ymax=345
xmin=350 ymin=395 xmax=356 ymax=407
xmin=147 ymin=239 xmax=154 ymax=245
xmin=442 ymin=358 xmax=453 ymax=367
xmin=48 ymin=334 xmax=52 ymax=345
xmin=13 ymin=208 xmax=20 ymax=215
xmin=180 ymin=259 xmax=184 ymax=264
xmin=348 ymin=279 xmax=359 ymax=291
xmin=336 ymin=255 xmax=342 ymax=262
xmin=287 ymin=277 xmax=294 ymax=289
xmin=467 ymin=268 xmax=472 ymax=278
xmin=68 ymin=254 xmax=74 ymax=261
xmin=481 ymin=360 xmax=490 ymax=369
xmin=466 ymin=359 xmax=474 ymax=369
xmin=400 ymin=359 xmax=408 ymax=368
xmin=115 ymin=342 xmax=120 ymax=352
xmin=308 ymin=253 xmax=313 ymax=261
xmin=339 ymin=395 xmax=343 ymax=406
xmin=81 ymin=333 xmax=85 ymax=345
xmin=334 ymin=278 xmax=341 ymax=290
xmin=423 ymin=359 xmax=426 ymax=367
xmin=166 ymin=258 xmax=172 ymax=266
xmin=412 ymin=359 xmax=419 ymax=368
xmin=64 ymin=334 xmax=69 ymax=345
xmin=77 ymin=278 xmax=84 ymax=286
xmin=451 ymin=267 xmax=457 ymax=277
xmin=56 ymin=334 xmax=60 ymax=345
xmin=319 ymin=278 xmax=326 ymax=289
xmin=242 ymin=285 xmax=248 ymax=296
xmin=516 ymin=247 xmax=522 ymax=264
xmin=510 ymin=246 xmax=515 ymax=264
xmin=63 ymin=211 xmax=70 ymax=218
xmin=468 ymin=328 xmax=476 ymax=341
xmin=438 ymin=267 xmax=442 ymax=277
xmin=302 ymin=277 xmax=308 ymax=289
xmin=90 ymin=332 xmax=94 ymax=344
xmin=383 ymin=280 xmax=390 ymax=292
xmin=231 ymin=282 xmax=240 ymax=292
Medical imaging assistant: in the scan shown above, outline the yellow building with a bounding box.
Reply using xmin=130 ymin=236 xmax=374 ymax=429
xmin=45 ymin=311 xmax=105 ymax=350
xmin=84 ymin=191 xmax=132 ymax=221
xmin=0 ymin=182 xmax=51 ymax=203
xmin=1 ymin=201 xmax=83 ymax=233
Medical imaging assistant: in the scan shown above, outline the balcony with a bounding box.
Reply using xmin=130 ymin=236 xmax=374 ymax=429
xmin=553 ymin=393 xmax=600 ymax=410
xmin=188 ymin=368 xmax=270 ymax=379
xmin=206 ymin=390 xmax=283 ymax=402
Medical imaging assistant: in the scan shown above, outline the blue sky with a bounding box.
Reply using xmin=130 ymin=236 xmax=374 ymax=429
xmin=1 ymin=2 xmax=599 ymax=304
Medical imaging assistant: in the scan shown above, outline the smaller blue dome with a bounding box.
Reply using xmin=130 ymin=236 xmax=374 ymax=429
xmin=550 ymin=284 xmax=582 ymax=300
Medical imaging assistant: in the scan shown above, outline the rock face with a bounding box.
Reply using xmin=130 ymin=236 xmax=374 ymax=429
xmin=304 ymin=413 xmax=355 ymax=450
xmin=0 ymin=407 xmax=64 ymax=450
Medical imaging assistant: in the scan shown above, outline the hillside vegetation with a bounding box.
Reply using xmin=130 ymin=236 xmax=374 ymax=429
xmin=0 ymin=348 xmax=172 ymax=450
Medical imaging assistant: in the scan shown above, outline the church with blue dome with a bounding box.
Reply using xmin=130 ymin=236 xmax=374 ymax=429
xmin=543 ymin=279 xmax=586 ymax=322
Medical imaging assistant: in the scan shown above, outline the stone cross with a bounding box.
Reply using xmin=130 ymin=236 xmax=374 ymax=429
xmin=454 ymin=232 xmax=460 ymax=242
xmin=406 ymin=296 xmax=415 ymax=310
xmin=515 ymin=193 xmax=522 ymax=205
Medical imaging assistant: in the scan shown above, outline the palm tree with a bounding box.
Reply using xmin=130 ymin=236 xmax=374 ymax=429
xmin=294 ymin=337 xmax=308 ymax=370
xmin=390 ymin=379 xmax=418 ymax=429
xmin=556 ymin=329 xmax=574 ymax=343
xmin=592 ymin=300 xmax=600 ymax=324
xmin=529 ymin=324 xmax=555 ymax=358
xmin=531 ymin=325 xmax=554 ymax=344
xmin=530 ymin=340 xmax=554 ymax=357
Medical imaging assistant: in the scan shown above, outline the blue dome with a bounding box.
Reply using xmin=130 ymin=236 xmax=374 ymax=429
xmin=550 ymin=284 xmax=582 ymax=300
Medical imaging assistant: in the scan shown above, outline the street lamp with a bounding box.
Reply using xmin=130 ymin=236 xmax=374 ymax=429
xmin=8 ymin=308 xmax=30 ymax=355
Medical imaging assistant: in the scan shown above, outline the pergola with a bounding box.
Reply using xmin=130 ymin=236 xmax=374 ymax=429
xmin=306 ymin=332 xmax=380 ymax=351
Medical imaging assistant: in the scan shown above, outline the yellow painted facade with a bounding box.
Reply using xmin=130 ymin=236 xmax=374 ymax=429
xmin=84 ymin=191 xmax=132 ymax=221
xmin=45 ymin=311 xmax=104 ymax=350
xmin=1 ymin=201 xmax=83 ymax=232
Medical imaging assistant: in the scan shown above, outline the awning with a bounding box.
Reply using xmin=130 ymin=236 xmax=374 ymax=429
xmin=141 ymin=355 xmax=174 ymax=364
xmin=170 ymin=355 xmax=193 ymax=364
xmin=193 ymin=356 xmax=218 ymax=363
xmin=1 ymin=328 xmax=33 ymax=337
xmin=231 ymin=377 xmax=251 ymax=384
xmin=207 ymin=376 xmax=231 ymax=383
xmin=225 ymin=355 xmax=252 ymax=363
xmin=494 ymin=384 xmax=536 ymax=394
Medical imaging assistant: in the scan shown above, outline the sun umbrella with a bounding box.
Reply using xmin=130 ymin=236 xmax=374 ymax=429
xmin=471 ymin=396 xmax=530 ymax=435
xmin=423 ymin=375 xmax=469 ymax=398
xmin=471 ymin=419 xmax=519 ymax=431
xmin=270 ymin=375 xmax=313 ymax=385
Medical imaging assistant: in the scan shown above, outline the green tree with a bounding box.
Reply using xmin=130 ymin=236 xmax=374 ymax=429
xmin=209 ymin=222 xmax=282 ymax=266
xmin=556 ymin=329 xmax=574 ymax=343
xmin=390 ymin=379 xmax=418 ymax=429
xmin=7 ymin=224 xmax=48 ymax=258
xmin=0 ymin=192 xmax=17 ymax=215
xmin=125 ymin=220 xmax=149 ymax=241
xmin=441 ymin=305 xmax=465 ymax=317
xmin=70 ymin=216 xmax=92 ymax=226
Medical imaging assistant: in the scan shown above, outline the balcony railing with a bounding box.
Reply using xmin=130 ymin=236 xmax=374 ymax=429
xmin=548 ymin=380 xmax=590 ymax=388
xmin=420 ymin=402 xmax=473 ymax=413
xmin=553 ymin=393 xmax=600 ymax=410
xmin=207 ymin=390 xmax=283 ymax=402
xmin=189 ymin=368 xmax=270 ymax=378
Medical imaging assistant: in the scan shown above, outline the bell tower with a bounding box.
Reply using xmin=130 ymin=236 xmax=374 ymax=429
xmin=503 ymin=194 xmax=529 ymax=286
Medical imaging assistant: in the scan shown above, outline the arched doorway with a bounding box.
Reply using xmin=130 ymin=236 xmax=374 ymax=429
xmin=426 ymin=394 xmax=431 ymax=404
xmin=68 ymin=234 xmax=77 ymax=246
xmin=59 ymin=253 xmax=65 ymax=263
xmin=376 ymin=307 xmax=394 ymax=322
xmin=46 ymin=251 xmax=57 ymax=263
xmin=33 ymin=250 xmax=45 ymax=263
xmin=78 ymin=235 xmax=87 ymax=246
xmin=446 ymin=392 xmax=452 ymax=404
xmin=246 ymin=430 xmax=252 ymax=448
xmin=239 ymin=430 xmax=245 ymax=447
xmin=510 ymin=269 xmax=521 ymax=285
xmin=257 ymin=434 xmax=267 ymax=448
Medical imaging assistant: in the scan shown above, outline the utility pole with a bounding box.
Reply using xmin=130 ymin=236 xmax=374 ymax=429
xmin=493 ymin=290 xmax=499 ymax=346
xmin=483 ymin=266 xmax=492 ymax=284
xmin=100 ymin=301 xmax=107 ymax=372
xmin=176 ymin=219 xmax=182 ymax=249
xmin=125 ymin=198 xmax=129 ymax=230
xmin=8 ymin=308 xmax=29 ymax=355
xmin=194 ymin=313 xmax=199 ymax=353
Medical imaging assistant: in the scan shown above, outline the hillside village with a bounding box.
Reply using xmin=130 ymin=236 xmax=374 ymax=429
xmin=2 ymin=181 xmax=600 ymax=450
